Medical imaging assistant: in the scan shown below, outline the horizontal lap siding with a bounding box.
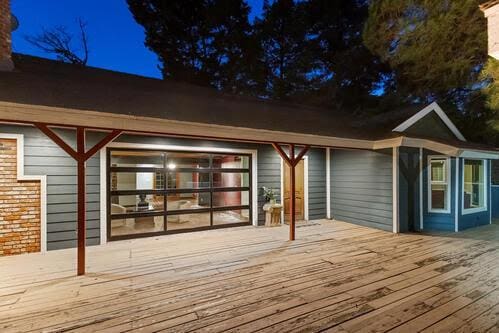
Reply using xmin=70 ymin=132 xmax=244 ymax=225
xmin=0 ymin=128 xmax=328 ymax=249
xmin=0 ymin=125 xmax=101 ymax=250
xmin=307 ymin=148 xmax=327 ymax=220
xmin=331 ymin=149 xmax=393 ymax=231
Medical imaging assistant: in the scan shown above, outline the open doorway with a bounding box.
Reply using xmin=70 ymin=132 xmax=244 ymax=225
xmin=283 ymin=158 xmax=307 ymax=222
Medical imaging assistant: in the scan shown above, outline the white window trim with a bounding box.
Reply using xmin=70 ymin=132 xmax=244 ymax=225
xmin=427 ymin=155 xmax=451 ymax=214
xmin=462 ymin=159 xmax=488 ymax=215
xmin=100 ymin=142 xmax=258 ymax=245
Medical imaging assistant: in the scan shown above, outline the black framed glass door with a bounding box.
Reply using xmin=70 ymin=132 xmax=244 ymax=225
xmin=107 ymin=148 xmax=252 ymax=240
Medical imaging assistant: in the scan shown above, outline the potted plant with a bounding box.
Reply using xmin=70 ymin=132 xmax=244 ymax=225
xmin=262 ymin=186 xmax=277 ymax=205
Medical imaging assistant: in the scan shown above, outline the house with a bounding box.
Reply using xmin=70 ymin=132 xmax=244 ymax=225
xmin=0 ymin=0 xmax=498 ymax=272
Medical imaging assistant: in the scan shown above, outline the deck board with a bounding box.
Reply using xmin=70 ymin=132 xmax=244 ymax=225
xmin=1 ymin=220 xmax=499 ymax=332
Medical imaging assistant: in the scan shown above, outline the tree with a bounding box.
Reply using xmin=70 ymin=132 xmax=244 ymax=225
xmin=303 ymin=0 xmax=393 ymax=110
xmin=25 ymin=18 xmax=89 ymax=66
xmin=363 ymin=0 xmax=499 ymax=143
xmin=363 ymin=0 xmax=487 ymax=104
xmin=253 ymin=0 xmax=391 ymax=108
xmin=127 ymin=0 xmax=264 ymax=95
xmin=255 ymin=0 xmax=312 ymax=100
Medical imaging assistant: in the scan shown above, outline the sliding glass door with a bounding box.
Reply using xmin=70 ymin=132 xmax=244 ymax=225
xmin=108 ymin=148 xmax=252 ymax=240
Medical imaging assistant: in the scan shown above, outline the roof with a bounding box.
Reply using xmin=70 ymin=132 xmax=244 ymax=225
xmin=0 ymin=54 xmax=386 ymax=141
xmin=480 ymin=0 xmax=499 ymax=11
xmin=0 ymin=54 xmax=497 ymax=155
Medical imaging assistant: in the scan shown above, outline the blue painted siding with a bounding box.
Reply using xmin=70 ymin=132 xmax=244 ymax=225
xmin=422 ymin=154 xmax=493 ymax=232
xmin=458 ymin=159 xmax=491 ymax=230
xmin=492 ymin=186 xmax=499 ymax=218
xmin=398 ymin=147 xmax=421 ymax=232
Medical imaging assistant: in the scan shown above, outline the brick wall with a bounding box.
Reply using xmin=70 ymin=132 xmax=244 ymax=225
xmin=0 ymin=138 xmax=41 ymax=255
xmin=0 ymin=0 xmax=13 ymax=71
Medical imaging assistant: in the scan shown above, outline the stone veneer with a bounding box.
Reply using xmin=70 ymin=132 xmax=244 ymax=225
xmin=0 ymin=138 xmax=41 ymax=255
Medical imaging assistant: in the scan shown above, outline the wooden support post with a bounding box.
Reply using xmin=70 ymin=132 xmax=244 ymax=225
xmin=271 ymin=143 xmax=309 ymax=241
xmin=76 ymin=127 xmax=86 ymax=276
xmin=289 ymin=144 xmax=296 ymax=240
xmin=35 ymin=123 xmax=122 ymax=275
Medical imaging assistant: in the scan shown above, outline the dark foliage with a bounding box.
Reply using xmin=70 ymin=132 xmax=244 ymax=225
xmin=128 ymin=0 xmax=388 ymax=109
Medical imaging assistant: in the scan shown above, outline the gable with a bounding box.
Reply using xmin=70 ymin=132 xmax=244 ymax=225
xmin=392 ymin=102 xmax=466 ymax=142
xmin=402 ymin=111 xmax=458 ymax=141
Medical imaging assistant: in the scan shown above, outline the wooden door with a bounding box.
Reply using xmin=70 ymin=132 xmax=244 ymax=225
xmin=284 ymin=159 xmax=305 ymax=222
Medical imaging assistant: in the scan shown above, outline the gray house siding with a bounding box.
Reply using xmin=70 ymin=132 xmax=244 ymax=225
xmin=0 ymin=124 xmax=101 ymax=250
xmin=307 ymin=148 xmax=327 ymax=220
xmin=0 ymin=127 xmax=285 ymax=249
xmin=330 ymin=149 xmax=393 ymax=231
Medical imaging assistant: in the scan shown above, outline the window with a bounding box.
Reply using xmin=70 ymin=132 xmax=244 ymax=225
xmin=108 ymin=149 xmax=252 ymax=239
xmin=463 ymin=159 xmax=486 ymax=213
xmin=428 ymin=157 xmax=449 ymax=212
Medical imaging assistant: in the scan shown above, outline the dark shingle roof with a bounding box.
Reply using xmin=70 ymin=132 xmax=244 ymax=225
xmin=0 ymin=54 xmax=414 ymax=141
xmin=0 ymin=54 xmax=496 ymax=153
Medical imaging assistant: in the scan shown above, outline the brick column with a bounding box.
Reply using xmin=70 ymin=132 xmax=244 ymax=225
xmin=0 ymin=0 xmax=13 ymax=71
xmin=0 ymin=139 xmax=41 ymax=256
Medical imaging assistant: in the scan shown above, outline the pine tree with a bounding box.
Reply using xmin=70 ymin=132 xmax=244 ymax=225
xmin=363 ymin=0 xmax=487 ymax=103
xmin=254 ymin=0 xmax=312 ymax=100
xmin=127 ymin=0 xmax=263 ymax=95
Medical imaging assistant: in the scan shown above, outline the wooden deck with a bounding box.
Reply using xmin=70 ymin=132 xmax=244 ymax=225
xmin=1 ymin=220 xmax=499 ymax=332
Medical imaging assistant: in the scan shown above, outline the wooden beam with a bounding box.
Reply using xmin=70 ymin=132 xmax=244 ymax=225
xmin=35 ymin=123 xmax=79 ymax=160
xmin=289 ymin=144 xmax=296 ymax=241
xmin=272 ymin=143 xmax=310 ymax=241
xmin=272 ymin=143 xmax=292 ymax=167
xmin=76 ymin=127 xmax=86 ymax=276
xmin=35 ymin=125 xmax=122 ymax=276
xmin=292 ymin=145 xmax=310 ymax=167
xmin=84 ymin=130 xmax=122 ymax=161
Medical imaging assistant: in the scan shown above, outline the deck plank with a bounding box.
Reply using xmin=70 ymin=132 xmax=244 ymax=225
xmin=0 ymin=220 xmax=498 ymax=332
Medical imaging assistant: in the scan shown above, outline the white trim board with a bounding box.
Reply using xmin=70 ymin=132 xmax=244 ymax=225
xmin=326 ymin=148 xmax=331 ymax=219
xmin=490 ymin=161 xmax=493 ymax=225
xmin=419 ymin=148 xmax=423 ymax=230
xmin=100 ymin=142 xmax=259 ymax=244
xmin=0 ymin=133 xmax=47 ymax=253
xmin=280 ymin=155 xmax=309 ymax=222
xmin=4 ymin=101 xmax=498 ymax=158
xmin=393 ymin=102 xmax=467 ymax=142
xmin=392 ymin=147 xmax=399 ymax=233
xmin=455 ymin=157 xmax=460 ymax=232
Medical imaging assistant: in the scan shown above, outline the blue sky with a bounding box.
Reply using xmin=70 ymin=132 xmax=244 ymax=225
xmin=11 ymin=0 xmax=264 ymax=79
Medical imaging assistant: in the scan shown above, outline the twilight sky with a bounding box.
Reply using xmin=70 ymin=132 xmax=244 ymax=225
xmin=10 ymin=0 xmax=264 ymax=79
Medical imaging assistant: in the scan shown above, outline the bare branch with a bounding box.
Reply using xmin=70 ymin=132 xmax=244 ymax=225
xmin=24 ymin=18 xmax=90 ymax=66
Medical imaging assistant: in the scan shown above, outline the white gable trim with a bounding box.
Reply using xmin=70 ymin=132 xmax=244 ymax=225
xmin=393 ymin=102 xmax=467 ymax=142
